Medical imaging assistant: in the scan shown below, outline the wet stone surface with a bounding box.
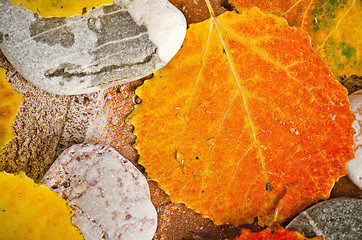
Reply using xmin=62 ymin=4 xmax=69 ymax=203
xmin=287 ymin=198 xmax=362 ymax=240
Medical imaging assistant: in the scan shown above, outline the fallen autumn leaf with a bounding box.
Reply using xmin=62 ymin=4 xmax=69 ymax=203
xmin=0 ymin=171 xmax=83 ymax=240
xmin=129 ymin=6 xmax=355 ymax=226
xmin=233 ymin=222 xmax=323 ymax=240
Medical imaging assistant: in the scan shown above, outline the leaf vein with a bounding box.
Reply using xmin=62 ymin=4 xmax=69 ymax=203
xmin=212 ymin=17 xmax=268 ymax=181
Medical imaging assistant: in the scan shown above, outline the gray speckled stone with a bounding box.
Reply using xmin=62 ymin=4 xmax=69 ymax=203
xmin=287 ymin=198 xmax=362 ymax=240
xmin=0 ymin=0 xmax=186 ymax=95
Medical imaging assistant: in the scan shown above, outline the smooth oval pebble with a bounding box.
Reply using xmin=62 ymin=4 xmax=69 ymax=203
xmin=286 ymin=198 xmax=362 ymax=240
xmin=348 ymin=90 xmax=362 ymax=189
xmin=41 ymin=143 xmax=157 ymax=240
xmin=0 ymin=0 xmax=186 ymax=95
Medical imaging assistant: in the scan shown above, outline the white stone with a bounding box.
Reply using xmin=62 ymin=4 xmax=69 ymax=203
xmin=41 ymin=143 xmax=157 ymax=240
xmin=347 ymin=146 xmax=362 ymax=189
xmin=120 ymin=0 xmax=186 ymax=63
xmin=347 ymin=90 xmax=362 ymax=189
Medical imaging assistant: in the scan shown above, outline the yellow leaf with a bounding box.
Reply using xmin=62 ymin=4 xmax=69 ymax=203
xmin=232 ymin=0 xmax=361 ymax=79
xmin=0 ymin=67 xmax=22 ymax=153
xmin=0 ymin=171 xmax=84 ymax=240
xmin=312 ymin=0 xmax=361 ymax=78
xmin=10 ymin=0 xmax=113 ymax=17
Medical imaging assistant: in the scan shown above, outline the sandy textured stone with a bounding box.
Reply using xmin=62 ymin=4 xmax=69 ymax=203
xmin=86 ymin=80 xmax=144 ymax=165
xmin=0 ymin=51 xmax=138 ymax=182
xmin=41 ymin=143 xmax=157 ymax=240
xmin=330 ymin=176 xmax=362 ymax=199
xmin=155 ymin=203 xmax=240 ymax=240
xmin=146 ymin=180 xmax=241 ymax=240
xmin=287 ymin=198 xmax=362 ymax=240
xmin=0 ymin=0 xmax=185 ymax=95
xmin=55 ymin=94 xmax=99 ymax=157
xmin=168 ymin=0 xmax=230 ymax=25
xmin=0 ymin=51 xmax=69 ymax=180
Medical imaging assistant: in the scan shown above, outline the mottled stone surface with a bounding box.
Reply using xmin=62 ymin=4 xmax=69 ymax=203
xmin=348 ymin=90 xmax=362 ymax=189
xmin=41 ymin=143 xmax=157 ymax=240
xmin=0 ymin=0 xmax=186 ymax=95
xmin=287 ymin=198 xmax=362 ymax=240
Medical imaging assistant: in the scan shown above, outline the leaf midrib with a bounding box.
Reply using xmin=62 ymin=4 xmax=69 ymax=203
xmin=211 ymin=16 xmax=268 ymax=182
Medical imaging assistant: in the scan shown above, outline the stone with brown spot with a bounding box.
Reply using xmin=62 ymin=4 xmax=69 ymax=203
xmin=41 ymin=143 xmax=157 ymax=240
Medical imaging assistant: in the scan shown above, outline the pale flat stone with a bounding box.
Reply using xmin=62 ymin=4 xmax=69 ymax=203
xmin=41 ymin=143 xmax=157 ymax=240
xmin=348 ymin=90 xmax=362 ymax=189
xmin=347 ymin=146 xmax=362 ymax=190
xmin=287 ymin=198 xmax=362 ymax=240
xmin=0 ymin=0 xmax=186 ymax=95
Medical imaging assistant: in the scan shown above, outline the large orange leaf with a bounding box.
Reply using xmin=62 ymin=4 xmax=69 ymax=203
xmin=232 ymin=0 xmax=361 ymax=79
xmin=232 ymin=222 xmax=323 ymax=240
xmin=0 ymin=67 xmax=22 ymax=153
xmin=0 ymin=171 xmax=83 ymax=239
xmin=129 ymin=7 xmax=354 ymax=226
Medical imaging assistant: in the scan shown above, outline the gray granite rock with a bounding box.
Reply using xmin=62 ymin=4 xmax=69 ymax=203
xmin=287 ymin=198 xmax=362 ymax=240
xmin=0 ymin=0 xmax=186 ymax=95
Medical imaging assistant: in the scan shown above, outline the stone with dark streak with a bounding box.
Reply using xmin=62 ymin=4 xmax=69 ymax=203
xmin=287 ymin=198 xmax=362 ymax=240
xmin=0 ymin=0 xmax=186 ymax=95
xmin=29 ymin=16 xmax=75 ymax=48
